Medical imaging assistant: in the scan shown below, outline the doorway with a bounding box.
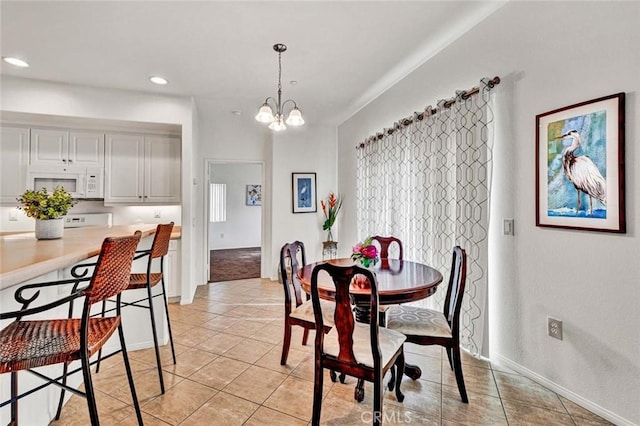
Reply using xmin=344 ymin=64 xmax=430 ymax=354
xmin=206 ymin=161 xmax=264 ymax=282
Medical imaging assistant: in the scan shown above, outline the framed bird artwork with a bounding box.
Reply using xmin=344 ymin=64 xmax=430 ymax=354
xmin=292 ymin=172 xmax=317 ymax=213
xmin=536 ymin=92 xmax=625 ymax=233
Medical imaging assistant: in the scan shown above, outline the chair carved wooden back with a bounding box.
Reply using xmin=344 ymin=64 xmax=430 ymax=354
xmin=371 ymin=236 xmax=403 ymax=260
xmin=280 ymin=241 xmax=307 ymax=314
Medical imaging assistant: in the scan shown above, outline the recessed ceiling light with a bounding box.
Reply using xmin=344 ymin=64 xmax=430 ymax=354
xmin=149 ymin=76 xmax=168 ymax=85
xmin=2 ymin=57 xmax=30 ymax=68
xmin=232 ymin=110 xmax=242 ymax=116
xmin=290 ymin=80 xmax=298 ymax=85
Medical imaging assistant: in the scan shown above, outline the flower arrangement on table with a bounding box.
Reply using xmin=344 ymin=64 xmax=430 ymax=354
xmin=17 ymin=186 xmax=76 ymax=219
xmin=320 ymin=192 xmax=343 ymax=242
xmin=351 ymin=237 xmax=379 ymax=267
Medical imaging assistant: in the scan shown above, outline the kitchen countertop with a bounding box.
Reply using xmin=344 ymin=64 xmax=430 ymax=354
xmin=0 ymin=224 xmax=181 ymax=290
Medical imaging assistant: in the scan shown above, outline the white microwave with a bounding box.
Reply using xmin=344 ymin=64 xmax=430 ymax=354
xmin=26 ymin=166 xmax=104 ymax=199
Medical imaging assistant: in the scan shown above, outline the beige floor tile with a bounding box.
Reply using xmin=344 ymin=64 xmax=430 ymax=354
xmin=404 ymin=342 xmax=442 ymax=358
xmin=263 ymin=375 xmax=332 ymax=421
xmin=165 ymin=308 xmax=218 ymax=326
xmin=442 ymin=361 xmax=499 ymax=397
xmin=98 ymin=367 xmax=183 ymax=405
xmin=53 ymin=389 xmax=137 ymax=426
xmin=503 ymin=399 xmax=575 ymax=425
xmin=248 ymin=322 xmax=285 ymax=344
xmin=224 ymin=365 xmax=289 ymax=404
xmin=116 ymin=411 xmax=171 ymax=425
xmin=201 ymin=314 xmax=241 ymax=331
xmin=441 ymin=385 xmax=507 ymax=425
xmin=141 ymin=378 xmax=218 ymax=425
xmin=172 ymin=325 xmax=218 ymax=347
xmin=167 ymin=319 xmax=198 ymax=337
xmin=181 ymin=391 xmax=259 ymax=425
xmin=128 ymin=342 xmax=188 ymax=367
xmin=161 ymin=346 xmax=218 ymax=378
xmin=188 ymin=355 xmax=252 ymax=390
xmin=459 ymin=350 xmax=491 ymax=370
xmin=494 ymin=371 xmax=566 ymax=412
xmin=560 ymin=396 xmax=613 ymax=425
xmin=222 ymin=318 xmax=269 ymax=338
xmin=196 ymin=330 xmax=245 ymax=354
xmin=223 ymin=338 xmax=275 ymax=364
xmin=490 ymin=360 xmax=521 ymax=375
xmin=405 ymin=351 xmax=442 ymax=384
xmin=244 ymin=406 xmax=308 ymax=426
xmin=255 ymin=345 xmax=309 ymax=374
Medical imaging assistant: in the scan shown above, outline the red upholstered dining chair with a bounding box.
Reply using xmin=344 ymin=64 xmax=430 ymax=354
xmin=95 ymin=222 xmax=176 ymax=394
xmin=371 ymin=236 xmax=403 ymax=261
xmin=0 ymin=232 xmax=144 ymax=426
xmin=386 ymin=246 xmax=469 ymax=403
xmin=279 ymin=241 xmax=335 ymax=366
xmin=310 ymin=263 xmax=405 ymax=426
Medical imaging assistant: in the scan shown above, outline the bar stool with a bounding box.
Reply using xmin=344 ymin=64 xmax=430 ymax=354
xmin=0 ymin=232 xmax=144 ymax=426
xmin=108 ymin=222 xmax=176 ymax=394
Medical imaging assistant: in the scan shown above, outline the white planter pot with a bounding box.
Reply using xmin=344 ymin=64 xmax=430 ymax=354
xmin=35 ymin=218 xmax=64 ymax=240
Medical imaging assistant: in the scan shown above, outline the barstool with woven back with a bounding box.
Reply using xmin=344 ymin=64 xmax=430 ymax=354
xmin=0 ymin=232 xmax=144 ymax=425
xmin=96 ymin=222 xmax=176 ymax=394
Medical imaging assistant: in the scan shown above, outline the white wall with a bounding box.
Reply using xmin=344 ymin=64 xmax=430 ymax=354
xmin=338 ymin=2 xmax=639 ymax=425
xmin=196 ymin=100 xmax=338 ymax=280
xmin=209 ymin=162 xmax=262 ymax=249
xmin=0 ymin=76 xmax=198 ymax=303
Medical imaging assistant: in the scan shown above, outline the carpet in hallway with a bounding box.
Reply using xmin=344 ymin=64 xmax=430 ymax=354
xmin=209 ymin=247 xmax=261 ymax=282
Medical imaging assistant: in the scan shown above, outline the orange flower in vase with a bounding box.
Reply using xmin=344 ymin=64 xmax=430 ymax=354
xmin=351 ymin=237 xmax=379 ymax=268
xmin=320 ymin=192 xmax=343 ymax=242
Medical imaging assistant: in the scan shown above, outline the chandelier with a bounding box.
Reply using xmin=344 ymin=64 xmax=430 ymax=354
xmin=255 ymin=43 xmax=304 ymax=131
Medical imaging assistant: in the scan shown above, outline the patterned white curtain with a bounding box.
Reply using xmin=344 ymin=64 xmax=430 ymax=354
xmin=356 ymin=78 xmax=495 ymax=356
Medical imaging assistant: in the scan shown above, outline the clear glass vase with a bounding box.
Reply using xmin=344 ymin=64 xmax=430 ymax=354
xmin=326 ymin=227 xmax=333 ymax=242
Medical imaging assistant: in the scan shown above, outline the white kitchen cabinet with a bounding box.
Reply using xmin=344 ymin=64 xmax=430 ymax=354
xmin=0 ymin=126 xmax=30 ymax=203
xmin=104 ymin=134 xmax=180 ymax=204
xmin=30 ymin=128 xmax=104 ymax=167
xmin=166 ymin=240 xmax=180 ymax=299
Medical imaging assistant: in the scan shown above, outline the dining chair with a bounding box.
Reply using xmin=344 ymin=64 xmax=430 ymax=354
xmin=95 ymin=222 xmax=176 ymax=394
xmin=0 ymin=232 xmax=144 ymax=425
xmin=371 ymin=235 xmax=404 ymax=325
xmin=371 ymin=236 xmax=404 ymax=260
xmin=386 ymin=245 xmax=469 ymax=403
xmin=279 ymin=241 xmax=335 ymax=366
xmin=310 ymin=263 xmax=406 ymax=425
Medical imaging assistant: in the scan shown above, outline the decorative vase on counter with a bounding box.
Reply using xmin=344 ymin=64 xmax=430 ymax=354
xmin=35 ymin=218 xmax=64 ymax=240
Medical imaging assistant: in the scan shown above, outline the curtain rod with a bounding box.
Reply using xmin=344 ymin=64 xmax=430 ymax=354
xmin=357 ymin=76 xmax=500 ymax=149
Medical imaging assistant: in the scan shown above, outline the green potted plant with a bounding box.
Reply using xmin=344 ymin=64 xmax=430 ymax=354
xmin=17 ymin=187 xmax=77 ymax=239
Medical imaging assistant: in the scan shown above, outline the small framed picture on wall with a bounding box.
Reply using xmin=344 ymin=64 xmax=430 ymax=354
xmin=246 ymin=185 xmax=262 ymax=206
xmin=292 ymin=173 xmax=316 ymax=213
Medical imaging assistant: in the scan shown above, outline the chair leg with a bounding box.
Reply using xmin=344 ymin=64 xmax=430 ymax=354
xmin=373 ymin=374 xmax=383 ymax=426
xmin=119 ymin=323 xmax=144 ymax=425
xmin=95 ymin=300 xmax=107 ymax=373
xmin=10 ymin=371 xmax=18 ymax=425
xmin=446 ymin=346 xmax=454 ymax=370
xmin=301 ymin=326 xmax=310 ymax=346
xmin=55 ymin=362 xmax=70 ymax=420
xmin=146 ymin=283 xmax=166 ymax=394
xmin=387 ymin=364 xmax=396 ymax=391
xmin=80 ymin=351 xmax=100 ymax=425
xmin=160 ymin=275 xmax=177 ymax=364
xmin=311 ymin=362 xmax=324 ymax=426
xmin=394 ymin=350 xmax=405 ymax=402
xmin=354 ymin=378 xmax=365 ymax=402
xmin=452 ymin=346 xmax=468 ymax=403
xmin=281 ymin=321 xmax=292 ymax=365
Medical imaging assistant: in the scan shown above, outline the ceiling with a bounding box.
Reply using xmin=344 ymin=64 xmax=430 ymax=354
xmin=0 ymin=1 xmax=505 ymax=126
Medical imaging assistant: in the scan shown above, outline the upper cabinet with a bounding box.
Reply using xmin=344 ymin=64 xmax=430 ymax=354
xmin=105 ymin=134 xmax=181 ymax=204
xmin=0 ymin=127 xmax=30 ymax=203
xmin=30 ymin=128 xmax=104 ymax=168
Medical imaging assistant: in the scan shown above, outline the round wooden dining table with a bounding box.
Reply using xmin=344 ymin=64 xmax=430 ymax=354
xmin=297 ymin=257 xmax=444 ymax=380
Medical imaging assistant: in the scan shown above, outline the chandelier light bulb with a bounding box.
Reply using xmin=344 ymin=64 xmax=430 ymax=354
xmin=285 ymin=107 xmax=305 ymax=126
xmin=268 ymin=115 xmax=287 ymax=131
xmin=2 ymin=57 xmax=29 ymax=68
xmin=255 ymin=103 xmax=275 ymax=123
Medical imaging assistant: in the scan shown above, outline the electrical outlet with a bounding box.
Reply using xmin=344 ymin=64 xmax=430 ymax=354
xmin=9 ymin=210 xmax=18 ymax=221
xmin=220 ymin=233 xmax=224 ymax=238
xmin=154 ymin=209 xmax=161 ymax=218
xmin=548 ymin=317 xmax=563 ymax=340
xmin=503 ymin=219 xmax=514 ymax=235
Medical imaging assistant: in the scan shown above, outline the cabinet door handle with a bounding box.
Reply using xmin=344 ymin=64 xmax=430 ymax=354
xmin=62 ymin=159 xmax=67 ymax=163
xmin=68 ymin=159 xmax=73 ymax=163
xmin=138 ymin=196 xmax=142 ymax=199
xmin=144 ymin=195 xmax=148 ymax=199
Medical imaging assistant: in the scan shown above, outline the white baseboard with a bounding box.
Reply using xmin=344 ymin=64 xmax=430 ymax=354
xmin=492 ymin=353 xmax=635 ymax=426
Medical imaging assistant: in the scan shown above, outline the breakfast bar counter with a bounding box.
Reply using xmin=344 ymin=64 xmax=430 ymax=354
xmin=0 ymin=224 xmax=181 ymax=290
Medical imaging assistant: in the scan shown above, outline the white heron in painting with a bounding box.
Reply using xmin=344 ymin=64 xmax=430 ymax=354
xmin=559 ymin=130 xmax=606 ymax=214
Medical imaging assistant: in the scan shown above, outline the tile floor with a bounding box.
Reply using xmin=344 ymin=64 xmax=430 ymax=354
xmin=54 ymin=278 xmax=612 ymax=425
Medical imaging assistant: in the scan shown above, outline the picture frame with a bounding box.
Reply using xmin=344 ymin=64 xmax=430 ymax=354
xmin=246 ymin=184 xmax=262 ymax=206
xmin=292 ymin=173 xmax=317 ymax=213
xmin=535 ymin=93 xmax=625 ymax=233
